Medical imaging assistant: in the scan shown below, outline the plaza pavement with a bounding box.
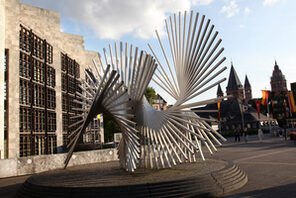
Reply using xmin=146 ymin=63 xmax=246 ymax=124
xmin=214 ymin=134 xmax=296 ymax=198
xmin=0 ymin=134 xmax=295 ymax=198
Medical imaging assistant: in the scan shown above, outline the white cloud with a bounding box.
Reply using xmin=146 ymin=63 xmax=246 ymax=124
xmin=263 ymin=0 xmax=280 ymax=6
xmin=59 ymin=0 xmax=191 ymax=40
xmin=192 ymin=0 xmax=215 ymax=6
xmin=244 ymin=7 xmax=251 ymax=14
xmin=239 ymin=24 xmax=245 ymax=28
xmin=220 ymin=0 xmax=240 ymax=18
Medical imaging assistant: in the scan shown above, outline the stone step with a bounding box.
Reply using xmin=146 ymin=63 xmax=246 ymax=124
xmin=15 ymin=160 xmax=248 ymax=198
xmin=214 ymin=164 xmax=238 ymax=179
xmin=211 ymin=164 xmax=248 ymax=196
xmin=223 ymin=172 xmax=248 ymax=194
xmin=215 ymin=164 xmax=236 ymax=177
xmin=223 ymin=169 xmax=244 ymax=186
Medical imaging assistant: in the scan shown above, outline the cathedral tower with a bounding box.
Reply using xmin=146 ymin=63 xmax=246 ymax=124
xmin=226 ymin=63 xmax=244 ymax=100
xmin=244 ymin=75 xmax=252 ymax=104
xmin=270 ymin=61 xmax=287 ymax=96
xmin=217 ymin=84 xmax=224 ymax=98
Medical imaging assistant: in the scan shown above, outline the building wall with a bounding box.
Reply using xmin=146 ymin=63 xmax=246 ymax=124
xmin=0 ymin=148 xmax=118 ymax=178
xmin=4 ymin=0 xmax=103 ymax=158
xmin=271 ymin=80 xmax=287 ymax=96
xmin=0 ymin=0 xmax=5 ymax=159
xmin=244 ymin=87 xmax=252 ymax=104
xmin=5 ymin=0 xmax=21 ymax=158
xmin=226 ymin=89 xmax=244 ymax=101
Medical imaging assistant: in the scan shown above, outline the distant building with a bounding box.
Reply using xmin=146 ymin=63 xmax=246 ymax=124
xmin=244 ymin=75 xmax=252 ymax=104
xmin=291 ymin=82 xmax=296 ymax=104
xmin=226 ymin=63 xmax=244 ymax=101
xmin=270 ymin=61 xmax=287 ymax=96
xmin=193 ymin=62 xmax=277 ymax=131
xmin=291 ymin=83 xmax=296 ymax=96
xmin=152 ymin=94 xmax=167 ymax=111
xmin=217 ymin=84 xmax=224 ymax=98
xmin=226 ymin=62 xmax=252 ymax=103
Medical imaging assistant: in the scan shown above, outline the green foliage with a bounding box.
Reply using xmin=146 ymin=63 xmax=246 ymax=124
xmin=103 ymin=110 xmax=121 ymax=142
xmin=102 ymin=87 xmax=157 ymax=142
xmin=145 ymin=87 xmax=157 ymax=105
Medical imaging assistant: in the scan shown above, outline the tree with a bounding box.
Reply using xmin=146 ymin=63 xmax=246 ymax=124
xmin=145 ymin=87 xmax=157 ymax=105
xmin=103 ymin=87 xmax=157 ymax=142
xmin=103 ymin=110 xmax=121 ymax=142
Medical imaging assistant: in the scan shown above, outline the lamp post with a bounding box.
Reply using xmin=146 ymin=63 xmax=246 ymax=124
xmin=267 ymin=101 xmax=272 ymax=134
xmin=239 ymin=103 xmax=245 ymax=131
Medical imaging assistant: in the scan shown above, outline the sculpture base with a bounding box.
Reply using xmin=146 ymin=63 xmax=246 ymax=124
xmin=16 ymin=159 xmax=247 ymax=198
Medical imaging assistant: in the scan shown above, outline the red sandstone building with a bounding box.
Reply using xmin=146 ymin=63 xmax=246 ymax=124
xmin=270 ymin=61 xmax=288 ymax=96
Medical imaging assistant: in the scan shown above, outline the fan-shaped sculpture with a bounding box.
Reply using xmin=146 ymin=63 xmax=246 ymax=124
xmin=64 ymin=11 xmax=228 ymax=172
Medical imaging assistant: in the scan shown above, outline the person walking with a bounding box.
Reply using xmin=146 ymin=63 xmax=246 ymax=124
xmin=279 ymin=128 xmax=283 ymax=140
xmin=258 ymin=126 xmax=264 ymax=143
xmin=243 ymin=127 xmax=248 ymax=143
xmin=234 ymin=127 xmax=240 ymax=142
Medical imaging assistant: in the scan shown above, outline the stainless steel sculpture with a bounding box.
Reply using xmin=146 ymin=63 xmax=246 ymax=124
xmin=65 ymin=11 xmax=228 ymax=172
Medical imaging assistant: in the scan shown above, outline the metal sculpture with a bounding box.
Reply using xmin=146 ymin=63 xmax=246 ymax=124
xmin=65 ymin=11 xmax=228 ymax=172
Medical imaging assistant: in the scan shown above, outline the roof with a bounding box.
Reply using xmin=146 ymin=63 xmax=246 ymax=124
xmin=155 ymin=94 xmax=167 ymax=104
xmin=217 ymin=84 xmax=223 ymax=96
xmin=244 ymin=75 xmax=251 ymax=88
xmin=271 ymin=60 xmax=285 ymax=81
xmin=226 ymin=63 xmax=243 ymax=91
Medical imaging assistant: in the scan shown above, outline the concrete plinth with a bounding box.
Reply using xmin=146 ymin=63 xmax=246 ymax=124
xmin=16 ymin=159 xmax=247 ymax=198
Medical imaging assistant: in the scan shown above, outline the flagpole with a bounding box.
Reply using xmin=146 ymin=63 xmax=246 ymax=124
xmin=267 ymin=101 xmax=272 ymax=134
xmin=239 ymin=103 xmax=245 ymax=131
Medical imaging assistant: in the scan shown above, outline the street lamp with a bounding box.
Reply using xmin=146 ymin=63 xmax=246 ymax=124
xmin=239 ymin=103 xmax=247 ymax=131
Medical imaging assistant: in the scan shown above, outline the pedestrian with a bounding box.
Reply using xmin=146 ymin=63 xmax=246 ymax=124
xmin=234 ymin=127 xmax=240 ymax=142
xmin=279 ymin=128 xmax=283 ymax=139
xmin=243 ymin=127 xmax=248 ymax=143
xmin=258 ymin=126 xmax=264 ymax=143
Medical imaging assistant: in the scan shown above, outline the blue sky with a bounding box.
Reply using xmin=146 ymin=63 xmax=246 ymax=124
xmin=21 ymin=0 xmax=296 ymax=104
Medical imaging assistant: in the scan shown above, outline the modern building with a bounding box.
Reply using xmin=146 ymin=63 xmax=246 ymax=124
xmin=0 ymin=0 xmax=104 ymax=159
xmin=270 ymin=61 xmax=288 ymax=96
xmin=152 ymin=94 xmax=167 ymax=111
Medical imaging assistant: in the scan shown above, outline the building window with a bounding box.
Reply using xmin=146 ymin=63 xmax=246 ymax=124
xmin=61 ymin=53 xmax=82 ymax=146
xmin=19 ymin=25 xmax=56 ymax=156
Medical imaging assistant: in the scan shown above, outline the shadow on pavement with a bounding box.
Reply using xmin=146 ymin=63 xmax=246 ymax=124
xmin=220 ymin=182 xmax=296 ymax=198
xmin=0 ymin=183 xmax=22 ymax=198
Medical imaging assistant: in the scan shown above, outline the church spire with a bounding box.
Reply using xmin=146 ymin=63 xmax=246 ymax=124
xmin=226 ymin=63 xmax=243 ymax=91
xmin=274 ymin=60 xmax=279 ymax=70
xmin=217 ymin=84 xmax=223 ymax=97
xmin=244 ymin=75 xmax=252 ymax=104
xmin=226 ymin=62 xmax=244 ymax=100
xmin=244 ymin=75 xmax=251 ymax=88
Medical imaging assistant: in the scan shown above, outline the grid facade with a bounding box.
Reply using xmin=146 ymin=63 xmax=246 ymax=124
xmin=61 ymin=53 xmax=82 ymax=146
xmin=84 ymin=69 xmax=103 ymax=144
xmin=19 ymin=25 xmax=57 ymax=157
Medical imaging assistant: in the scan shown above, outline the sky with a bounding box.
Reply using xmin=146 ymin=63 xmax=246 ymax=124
xmin=20 ymin=0 xmax=296 ymax=104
